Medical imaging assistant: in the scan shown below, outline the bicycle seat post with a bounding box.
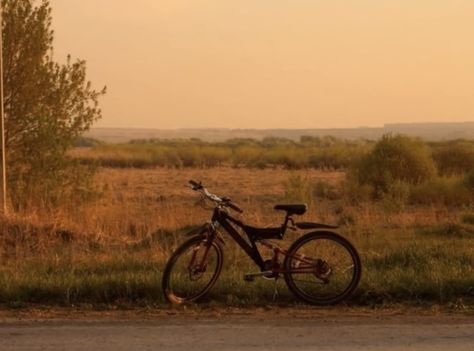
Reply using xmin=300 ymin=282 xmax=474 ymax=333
xmin=281 ymin=213 xmax=291 ymax=235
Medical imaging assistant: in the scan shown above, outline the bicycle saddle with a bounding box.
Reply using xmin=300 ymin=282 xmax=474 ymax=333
xmin=274 ymin=204 xmax=307 ymax=216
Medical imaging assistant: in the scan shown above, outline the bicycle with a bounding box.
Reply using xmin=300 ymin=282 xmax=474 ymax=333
xmin=162 ymin=180 xmax=361 ymax=305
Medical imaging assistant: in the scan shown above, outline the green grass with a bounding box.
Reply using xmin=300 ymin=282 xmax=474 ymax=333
xmin=0 ymin=257 xmax=164 ymax=307
xmin=1 ymin=224 xmax=474 ymax=309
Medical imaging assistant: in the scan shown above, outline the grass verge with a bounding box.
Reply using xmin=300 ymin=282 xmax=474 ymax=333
xmin=1 ymin=224 xmax=474 ymax=310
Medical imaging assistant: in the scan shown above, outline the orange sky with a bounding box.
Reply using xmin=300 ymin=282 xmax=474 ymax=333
xmin=50 ymin=0 xmax=474 ymax=129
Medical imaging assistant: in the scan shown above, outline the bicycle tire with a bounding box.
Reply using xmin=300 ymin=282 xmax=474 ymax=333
xmin=162 ymin=235 xmax=223 ymax=304
xmin=283 ymin=231 xmax=361 ymax=305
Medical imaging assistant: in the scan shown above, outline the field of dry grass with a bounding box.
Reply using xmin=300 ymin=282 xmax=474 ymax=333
xmin=50 ymin=166 xmax=462 ymax=237
xmin=0 ymin=166 xmax=473 ymax=308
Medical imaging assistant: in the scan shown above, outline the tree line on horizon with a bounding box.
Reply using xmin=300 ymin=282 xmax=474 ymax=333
xmin=75 ymin=135 xmax=474 ymax=172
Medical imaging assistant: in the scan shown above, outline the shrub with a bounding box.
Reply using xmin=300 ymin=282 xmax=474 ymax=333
xmin=464 ymin=170 xmax=474 ymax=191
xmin=461 ymin=213 xmax=474 ymax=225
xmin=410 ymin=177 xmax=473 ymax=207
xmin=380 ymin=180 xmax=410 ymax=212
xmin=352 ymin=134 xmax=436 ymax=196
xmin=232 ymin=146 xmax=263 ymax=168
xmin=432 ymin=141 xmax=474 ymax=175
xmin=75 ymin=137 xmax=102 ymax=148
xmin=341 ymin=180 xmax=374 ymax=205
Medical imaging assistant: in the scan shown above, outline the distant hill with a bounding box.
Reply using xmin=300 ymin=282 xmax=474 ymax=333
xmin=85 ymin=122 xmax=474 ymax=143
xmin=384 ymin=122 xmax=474 ymax=140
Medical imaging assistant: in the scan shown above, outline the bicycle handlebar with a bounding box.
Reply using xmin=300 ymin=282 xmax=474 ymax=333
xmin=188 ymin=180 xmax=243 ymax=213
xmin=226 ymin=201 xmax=244 ymax=214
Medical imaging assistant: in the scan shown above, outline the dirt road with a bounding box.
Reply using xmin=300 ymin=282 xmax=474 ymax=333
xmin=1 ymin=314 xmax=473 ymax=351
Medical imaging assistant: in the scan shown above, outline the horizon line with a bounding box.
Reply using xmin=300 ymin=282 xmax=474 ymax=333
xmin=90 ymin=121 xmax=474 ymax=131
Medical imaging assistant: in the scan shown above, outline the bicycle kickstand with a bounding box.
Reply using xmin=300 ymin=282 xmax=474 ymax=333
xmin=272 ymin=278 xmax=279 ymax=302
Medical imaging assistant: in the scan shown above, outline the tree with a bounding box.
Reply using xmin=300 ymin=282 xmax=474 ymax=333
xmin=2 ymin=0 xmax=105 ymax=208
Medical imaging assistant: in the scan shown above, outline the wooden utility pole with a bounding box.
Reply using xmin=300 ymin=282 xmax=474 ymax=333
xmin=0 ymin=4 xmax=7 ymax=215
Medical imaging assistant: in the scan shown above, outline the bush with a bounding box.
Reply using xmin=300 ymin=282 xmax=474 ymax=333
xmin=432 ymin=141 xmax=474 ymax=175
xmin=341 ymin=180 xmax=374 ymax=205
xmin=380 ymin=180 xmax=410 ymax=212
xmin=410 ymin=177 xmax=473 ymax=207
xmin=464 ymin=170 xmax=474 ymax=191
xmin=352 ymin=134 xmax=436 ymax=196
xmin=461 ymin=213 xmax=474 ymax=225
xmin=75 ymin=137 xmax=102 ymax=148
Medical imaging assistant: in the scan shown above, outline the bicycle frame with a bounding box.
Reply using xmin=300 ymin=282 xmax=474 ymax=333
xmin=206 ymin=207 xmax=318 ymax=275
xmin=211 ymin=207 xmax=267 ymax=270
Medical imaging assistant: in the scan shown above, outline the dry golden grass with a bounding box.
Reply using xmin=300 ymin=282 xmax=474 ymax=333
xmin=64 ymin=167 xmax=344 ymax=236
xmin=64 ymin=167 xmax=461 ymax=238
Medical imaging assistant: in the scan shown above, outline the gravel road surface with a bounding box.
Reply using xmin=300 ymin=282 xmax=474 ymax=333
xmin=1 ymin=314 xmax=473 ymax=351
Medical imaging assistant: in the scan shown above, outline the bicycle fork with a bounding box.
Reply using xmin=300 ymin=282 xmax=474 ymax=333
xmin=187 ymin=232 xmax=216 ymax=274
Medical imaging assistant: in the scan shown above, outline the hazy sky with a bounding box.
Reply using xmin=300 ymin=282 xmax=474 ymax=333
xmin=50 ymin=0 xmax=474 ymax=129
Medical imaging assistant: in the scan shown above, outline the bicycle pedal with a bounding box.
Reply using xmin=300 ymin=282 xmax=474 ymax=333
xmin=243 ymin=274 xmax=255 ymax=282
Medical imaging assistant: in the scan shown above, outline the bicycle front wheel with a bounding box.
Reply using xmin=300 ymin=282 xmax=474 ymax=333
xmin=284 ymin=231 xmax=361 ymax=305
xmin=162 ymin=235 xmax=223 ymax=304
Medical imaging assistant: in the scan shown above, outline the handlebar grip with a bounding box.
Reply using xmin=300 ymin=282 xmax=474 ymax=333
xmin=189 ymin=180 xmax=202 ymax=189
xmin=228 ymin=202 xmax=243 ymax=214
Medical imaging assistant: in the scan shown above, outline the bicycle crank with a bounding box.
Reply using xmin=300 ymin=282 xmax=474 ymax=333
xmin=243 ymin=271 xmax=274 ymax=282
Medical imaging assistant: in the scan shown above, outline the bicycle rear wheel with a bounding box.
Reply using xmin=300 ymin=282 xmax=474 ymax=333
xmin=284 ymin=231 xmax=361 ymax=305
xmin=162 ymin=235 xmax=223 ymax=304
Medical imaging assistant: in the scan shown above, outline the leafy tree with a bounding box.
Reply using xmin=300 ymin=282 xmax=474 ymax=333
xmin=2 ymin=0 xmax=105 ymax=208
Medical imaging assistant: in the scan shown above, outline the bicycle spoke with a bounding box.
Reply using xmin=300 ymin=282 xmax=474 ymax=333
xmin=341 ymin=264 xmax=355 ymax=274
xmin=285 ymin=233 xmax=360 ymax=304
xmin=164 ymin=236 xmax=222 ymax=303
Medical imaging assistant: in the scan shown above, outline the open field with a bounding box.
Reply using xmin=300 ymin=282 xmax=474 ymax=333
xmin=0 ymin=166 xmax=473 ymax=308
